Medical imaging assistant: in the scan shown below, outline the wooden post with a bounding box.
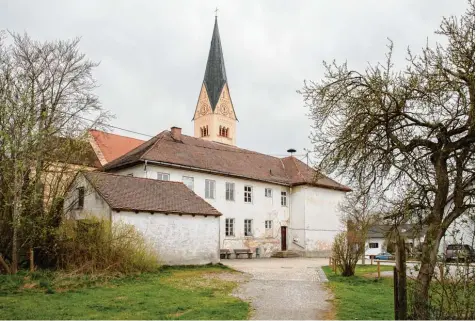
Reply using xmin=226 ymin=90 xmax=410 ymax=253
xmin=395 ymin=237 xmax=407 ymax=320
xmin=394 ymin=267 xmax=399 ymax=320
xmin=371 ymin=256 xmax=374 ymax=265
xmin=377 ymin=260 xmax=381 ymax=278
xmin=439 ymin=264 xmax=444 ymax=285
xmin=29 ymin=248 xmax=34 ymax=272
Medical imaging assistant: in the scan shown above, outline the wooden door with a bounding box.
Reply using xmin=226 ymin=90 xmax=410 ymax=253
xmin=281 ymin=226 xmax=287 ymax=251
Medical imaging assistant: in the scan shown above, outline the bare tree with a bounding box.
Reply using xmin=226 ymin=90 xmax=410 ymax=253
xmin=300 ymin=2 xmax=474 ymax=318
xmin=339 ymin=182 xmax=380 ymax=268
xmin=0 ymin=31 xmax=110 ymax=273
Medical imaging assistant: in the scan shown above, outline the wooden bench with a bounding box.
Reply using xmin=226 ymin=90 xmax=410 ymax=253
xmin=220 ymin=249 xmax=231 ymax=259
xmin=234 ymin=248 xmax=253 ymax=259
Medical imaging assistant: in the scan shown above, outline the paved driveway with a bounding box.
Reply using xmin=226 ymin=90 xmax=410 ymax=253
xmin=223 ymin=258 xmax=333 ymax=320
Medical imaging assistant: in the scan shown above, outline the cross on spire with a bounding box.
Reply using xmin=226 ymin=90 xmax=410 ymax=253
xmin=215 ymin=7 xmax=219 ymax=18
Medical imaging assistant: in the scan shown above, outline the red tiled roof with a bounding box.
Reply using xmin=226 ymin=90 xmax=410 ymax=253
xmin=83 ymin=171 xmax=222 ymax=216
xmin=103 ymin=130 xmax=351 ymax=192
xmin=89 ymin=130 xmax=145 ymax=163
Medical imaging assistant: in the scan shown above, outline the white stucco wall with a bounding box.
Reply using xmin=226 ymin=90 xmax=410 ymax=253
xmin=113 ymin=211 xmax=220 ymax=265
xmin=113 ymin=164 xmax=289 ymax=257
xmin=303 ymin=186 xmax=346 ymax=257
xmin=289 ymin=186 xmax=306 ymax=251
xmin=365 ymin=238 xmax=386 ymax=256
xmin=64 ymin=173 xmax=111 ymax=220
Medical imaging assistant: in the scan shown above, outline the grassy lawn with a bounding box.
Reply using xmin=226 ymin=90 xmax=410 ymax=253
xmin=0 ymin=265 xmax=249 ymax=320
xmin=323 ymin=264 xmax=395 ymax=320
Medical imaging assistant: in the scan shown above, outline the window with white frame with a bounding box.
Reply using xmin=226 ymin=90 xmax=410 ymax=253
xmin=244 ymin=185 xmax=253 ymax=203
xmin=182 ymin=176 xmax=194 ymax=190
xmin=265 ymin=220 xmax=272 ymax=229
xmin=205 ymin=179 xmax=215 ymax=199
xmin=226 ymin=182 xmax=235 ymax=201
xmin=369 ymin=242 xmax=379 ymax=249
xmin=281 ymin=191 xmax=287 ymax=206
xmin=225 ymin=218 xmax=235 ymax=236
xmin=265 ymin=188 xmax=272 ymax=198
xmin=157 ymin=172 xmax=170 ymax=181
xmin=244 ymin=219 xmax=253 ymax=236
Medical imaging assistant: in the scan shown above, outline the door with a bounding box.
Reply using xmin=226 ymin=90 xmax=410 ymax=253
xmin=281 ymin=226 xmax=287 ymax=251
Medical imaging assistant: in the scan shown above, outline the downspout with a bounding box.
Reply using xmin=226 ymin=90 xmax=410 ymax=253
xmin=144 ymin=160 xmax=148 ymax=178
xmin=289 ymin=186 xmax=292 ymax=250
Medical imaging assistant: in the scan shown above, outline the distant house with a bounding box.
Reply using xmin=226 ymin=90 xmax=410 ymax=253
xmin=365 ymin=224 xmax=425 ymax=257
xmin=65 ymin=171 xmax=222 ymax=265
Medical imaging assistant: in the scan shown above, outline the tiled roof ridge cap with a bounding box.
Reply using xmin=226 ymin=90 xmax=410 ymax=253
xmin=140 ymin=131 xmax=169 ymax=160
xmin=84 ymin=169 xmax=187 ymax=185
xmin=163 ymin=130 xmax=285 ymax=159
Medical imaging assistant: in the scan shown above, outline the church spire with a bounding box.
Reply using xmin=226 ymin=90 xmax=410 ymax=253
xmin=203 ymin=17 xmax=227 ymax=110
xmin=193 ymin=16 xmax=237 ymax=146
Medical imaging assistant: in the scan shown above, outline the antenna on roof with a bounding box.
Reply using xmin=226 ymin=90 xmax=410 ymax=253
xmin=287 ymin=148 xmax=296 ymax=156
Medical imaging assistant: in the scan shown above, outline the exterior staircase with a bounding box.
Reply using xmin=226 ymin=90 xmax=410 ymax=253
xmin=271 ymin=250 xmax=301 ymax=258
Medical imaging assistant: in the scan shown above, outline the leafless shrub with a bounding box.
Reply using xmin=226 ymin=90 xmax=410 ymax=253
xmin=57 ymin=217 xmax=160 ymax=274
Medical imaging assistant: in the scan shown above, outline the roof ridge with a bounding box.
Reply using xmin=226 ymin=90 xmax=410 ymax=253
xmin=290 ymin=156 xmax=307 ymax=182
xmin=89 ymin=129 xmax=146 ymax=142
xmin=140 ymin=130 xmax=168 ymax=160
xmin=85 ymin=169 xmax=188 ymax=185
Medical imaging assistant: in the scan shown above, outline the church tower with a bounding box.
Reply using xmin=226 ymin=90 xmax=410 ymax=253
xmin=193 ymin=17 xmax=237 ymax=145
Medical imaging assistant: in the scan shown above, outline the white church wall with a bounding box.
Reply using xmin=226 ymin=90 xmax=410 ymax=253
xmin=304 ymin=186 xmax=346 ymax=257
xmin=64 ymin=173 xmax=111 ymax=221
xmin=113 ymin=163 xmax=289 ymax=257
xmin=112 ymin=211 xmax=220 ymax=265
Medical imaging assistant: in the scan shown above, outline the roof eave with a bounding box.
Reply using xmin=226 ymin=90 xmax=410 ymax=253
xmin=111 ymin=207 xmax=222 ymax=217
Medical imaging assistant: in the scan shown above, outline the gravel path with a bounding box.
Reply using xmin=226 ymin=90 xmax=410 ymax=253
xmin=223 ymin=258 xmax=333 ymax=320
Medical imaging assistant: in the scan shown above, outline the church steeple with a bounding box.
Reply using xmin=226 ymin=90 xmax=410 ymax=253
xmin=193 ymin=17 xmax=237 ymax=146
xmin=204 ymin=17 xmax=227 ymax=111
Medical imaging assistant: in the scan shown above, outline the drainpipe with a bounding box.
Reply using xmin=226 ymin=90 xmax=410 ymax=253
xmin=289 ymin=186 xmax=292 ymax=250
xmin=144 ymin=160 xmax=148 ymax=178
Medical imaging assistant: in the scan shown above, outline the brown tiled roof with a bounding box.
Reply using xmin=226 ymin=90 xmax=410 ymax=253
xmin=281 ymin=156 xmax=350 ymax=191
xmin=82 ymin=171 xmax=222 ymax=216
xmin=103 ymin=130 xmax=351 ymax=192
xmin=89 ymin=130 xmax=145 ymax=163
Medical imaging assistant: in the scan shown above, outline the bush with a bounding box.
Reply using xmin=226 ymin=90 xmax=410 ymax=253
xmin=332 ymin=231 xmax=364 ymax=276
xmin=57 ymin=217 xmax=160 ymax=274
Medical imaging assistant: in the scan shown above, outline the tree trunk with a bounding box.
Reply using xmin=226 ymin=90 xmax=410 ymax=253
xmin=11 ymin=169 xmax=22 ymax=274
xmin=395 ymin=237 xmax=407 ymax=319
xmin=413 ymin=225 xmax=443 ymax=319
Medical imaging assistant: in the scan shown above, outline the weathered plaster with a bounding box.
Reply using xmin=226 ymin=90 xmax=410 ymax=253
xmin=113 ymin=211 xmax=220 ymax=265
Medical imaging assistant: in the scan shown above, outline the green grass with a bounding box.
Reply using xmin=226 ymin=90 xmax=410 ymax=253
xmin=0 ymin=265 xmax=249 ymax=320
xmin=323 ymin=264 xmax=395 ymax=320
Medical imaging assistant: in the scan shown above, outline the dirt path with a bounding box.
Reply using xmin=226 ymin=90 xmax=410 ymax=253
xmin=223 ymin=258 xmax=333 ymax=320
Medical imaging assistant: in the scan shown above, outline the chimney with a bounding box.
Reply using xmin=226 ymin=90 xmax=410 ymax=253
xmin=171 ymin=126 xmax=182 ymax=141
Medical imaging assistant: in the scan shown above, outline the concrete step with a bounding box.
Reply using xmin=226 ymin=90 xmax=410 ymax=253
xmin=271 ymin=250 xmax=301 ymax=258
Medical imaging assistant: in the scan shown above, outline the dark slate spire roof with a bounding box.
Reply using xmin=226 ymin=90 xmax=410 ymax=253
xmin=203 ymin=17 xmax=227 ymax=110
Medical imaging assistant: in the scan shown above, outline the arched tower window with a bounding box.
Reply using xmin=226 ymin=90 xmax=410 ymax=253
xmin=225 ymin=128 xmax=229 ymax=137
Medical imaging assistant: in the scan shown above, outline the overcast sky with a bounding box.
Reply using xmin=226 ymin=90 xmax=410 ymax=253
xmin=1 ymin=0 xmax=468 ymax=160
